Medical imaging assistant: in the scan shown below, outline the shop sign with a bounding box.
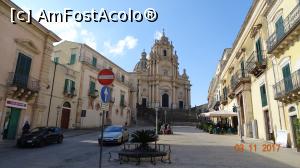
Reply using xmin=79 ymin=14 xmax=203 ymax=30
xmin=5 ymin=98 xmax=27 ymax=109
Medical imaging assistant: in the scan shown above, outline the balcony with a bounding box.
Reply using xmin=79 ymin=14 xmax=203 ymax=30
xmin=228 ymin=88 xmax=235 ymax=99
xmin=220 ymin=96 xmax=228 ymax=105
xmin=273 ymin=69 xmax=300 ymax=103
xmin=7 ymin=72 xmax=40 ymax=92
xmin=88 ymin=89 xmax=98 ymax=98
xmin=80 ymin=56 xmax=105 ymax=70
xmin=230 ymin=70 xmax=251 ymax=91
xmin=267 ymin=4 xmax=300 ymax=55
xmin=246 ymin=51 xmax=267 ymax=77
xmin=63 ymin=88 xmax=76 ymax=98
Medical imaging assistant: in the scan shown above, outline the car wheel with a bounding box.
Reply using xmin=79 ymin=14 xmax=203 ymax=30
xmin=39 ymin=140 xmax=46 ymax=147
xmin=57 ymin=136 xmax=63 ymax=144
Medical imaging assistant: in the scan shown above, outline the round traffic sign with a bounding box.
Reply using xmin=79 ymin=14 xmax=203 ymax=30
xmin=98 ymin=69 xmax=114 ymax=85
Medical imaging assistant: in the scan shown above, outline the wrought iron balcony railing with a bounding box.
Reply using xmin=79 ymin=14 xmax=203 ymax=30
xmin=273 ymin=69 xmax=300 ymax=102
xmin=80 ymin=56 xmax=105 ymax=70
xmin=88 ymin=89 xmax=98 ymax=98
xmin=64 ymin=87 xmax=76 ymax=97
xmin=220 ymin=95 xmax=228 ymax=105
xmin=267 ymin=4 xmax=300 ymax=52
xmin=246 ymin=50 xmax=267 ymax=77
xmin=230 ymin=70 xmax=250 ymax=91
xmin=7 ymin=72 xmax=40 ymax=92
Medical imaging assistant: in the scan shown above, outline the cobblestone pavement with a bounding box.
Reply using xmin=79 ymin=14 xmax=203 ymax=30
xmin=0 ymin=126 xmax=299 ymax=168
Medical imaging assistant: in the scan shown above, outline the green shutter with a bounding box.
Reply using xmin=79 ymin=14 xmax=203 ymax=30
xmin=275 ymin=16 xmax=284 ymax=39
xmin=71 ymin=80 xmax=75 ymax=93
xmin=260 ymin=84 xmax=268 ymax=107
xmin=14 ymin=53 xmax=32 ymax=87
xmin=282 ymin=64 xmax=293 ymax=92
xmin=89 ymin=81 xmax=95 ymax=95
xmin=256 ymin=38 xmax=263 ymax=63
xmin=64 ymin=79 xmax=69 ymax=92
xmin=92 ymin=57 xmax=97 ymax=67
xmin=70 ymin=54 xmax=76 ymax=65
xmin=241 ymin=61 xmax=245 ymax=77
xmin=120 ymin=94 xmax=125 ymax=106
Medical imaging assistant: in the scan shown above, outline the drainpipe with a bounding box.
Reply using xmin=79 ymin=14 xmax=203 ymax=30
xmin=265 ymin=57 xmax=275 ymax=137
xmin=271 ymin=58 xmax=284 ymax=130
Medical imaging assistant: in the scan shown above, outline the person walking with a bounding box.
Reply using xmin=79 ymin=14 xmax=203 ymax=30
xmin=22 ymin=121 xmax=30 ymax=134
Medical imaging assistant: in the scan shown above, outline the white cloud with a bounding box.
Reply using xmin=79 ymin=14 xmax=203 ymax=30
xmin=154 ymin=31 xmax=163 ymax=40
xmin=104 ymin=36 xmax=138 ymax=55
xmin=32 ymin=8 xmax=97 ymax=49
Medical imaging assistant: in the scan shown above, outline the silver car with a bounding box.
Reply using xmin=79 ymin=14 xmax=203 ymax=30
xmin=98 ymin=125 xmax=129 ymax=145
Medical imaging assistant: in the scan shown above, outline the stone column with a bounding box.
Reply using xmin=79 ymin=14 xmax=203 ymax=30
xmin=242 ymin=89 xmax=254 ymax=138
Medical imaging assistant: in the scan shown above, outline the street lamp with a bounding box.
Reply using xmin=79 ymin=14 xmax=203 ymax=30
xmin=155 ymin=102 xmax=159 ymax=135
xmin=233 ymin=105 xmax=244 ymax=143
xmin=56 ymin=105 xmax=62 ymax=127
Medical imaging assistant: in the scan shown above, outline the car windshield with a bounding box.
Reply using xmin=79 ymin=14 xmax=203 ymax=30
xmin=30 ymin=127 xmax=46 ymax=134
xmin=104 ymin=126 xmax=122 ymax=132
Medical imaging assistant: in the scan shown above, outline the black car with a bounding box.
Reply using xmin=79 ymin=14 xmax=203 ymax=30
xmin=17 ymin=127 xmax=63 ymax=147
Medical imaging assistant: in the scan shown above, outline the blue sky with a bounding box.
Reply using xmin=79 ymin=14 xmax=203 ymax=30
xmin=12 ymin=0 xmax=252 ymax=106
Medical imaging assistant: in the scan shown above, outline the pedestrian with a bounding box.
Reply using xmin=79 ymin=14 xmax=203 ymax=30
xmin=22 ymin=121 xmax=30 ymax=134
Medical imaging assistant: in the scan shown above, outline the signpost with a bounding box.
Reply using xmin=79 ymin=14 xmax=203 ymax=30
xmin=98 ymin=69 xmax=114 ymax=168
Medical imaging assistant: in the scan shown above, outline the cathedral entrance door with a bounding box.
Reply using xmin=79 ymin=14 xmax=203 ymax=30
xmin=162 ymin=94 xmax=169 ymax=107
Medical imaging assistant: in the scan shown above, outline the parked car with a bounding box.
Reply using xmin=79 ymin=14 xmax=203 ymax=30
xmin=98 ymin=125 xmax=129 ymax=145
xmin=17 ymin=127 xmax=63 ymax=147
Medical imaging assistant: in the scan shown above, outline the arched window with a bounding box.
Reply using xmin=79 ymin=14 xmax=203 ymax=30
xmin=163 ymin=50 xmax=167 ymax=56
xmin=63 ymin=102 xmax=71 ymax=108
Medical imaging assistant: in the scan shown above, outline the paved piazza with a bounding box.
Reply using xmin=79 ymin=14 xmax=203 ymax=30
xmin=0 ymin=126 xmax=299 ymax=168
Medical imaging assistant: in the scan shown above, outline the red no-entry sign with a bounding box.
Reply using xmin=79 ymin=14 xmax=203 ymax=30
xmin=98 ymin=69 xmax=114 ymax=86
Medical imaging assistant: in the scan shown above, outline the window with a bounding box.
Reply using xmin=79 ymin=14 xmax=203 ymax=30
xmin=223 ymin=87 xmax=227 ymax=100
xmin=69 ymin=49 xmax=77 ymax=65
xmin=64 ymin=79 xmax=75 ymax=94
xmin=142 ymin=98 xmax=147 ymax=107
xmin=179 ymin=101 xmax=184 ymax=109
xmin=120 ymin=94 xmax=125 ymax=107
xmin=121 ymin=75 xmax=125 ymax=83
xmin=92 ymin=57 xmax=97 ymax=67
xmin=275 ymin=16 xmax=284 ymax=39
xmin=89 ymin=81 xmax=96 ymax=95
xmin=260 ymin=84 xmax=268 ymax=107
xmin=163 ymin=50 xmax=167 ymax=56
xmin=282 ymin=64 xmax=293 ymax=92
xmin=54 ymin=57 xmax=59 ymax=63
xmin=14 ymin=53 xmax=32 ymax=88
xmin=255 ymin=38 xmax=263 ymax=63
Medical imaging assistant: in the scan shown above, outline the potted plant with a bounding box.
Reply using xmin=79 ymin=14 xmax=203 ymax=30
xmin=131 ymin=129 xmax=158 ymax=150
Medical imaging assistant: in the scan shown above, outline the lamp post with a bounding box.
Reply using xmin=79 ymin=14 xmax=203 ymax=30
xmin=155 ymin=103 xmax=159 ymax=135
xmin=56 ymin=105 xmax=62 ymax=127
xmin=233 ymin=105 xmax=244 ymax=143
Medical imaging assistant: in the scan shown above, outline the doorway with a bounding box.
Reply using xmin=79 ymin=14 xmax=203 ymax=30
xmin=3 ymin=108 xmax=21 ymax=140
xmin=291 ymin=115 xmax=299 ymax=147
xmin=61 ymin=102 xmax=71 ymax=129
xmin=162 ymin=94 xmax=169 ymax=108
xmin=264 ymin=110 xmax=272 ymax=140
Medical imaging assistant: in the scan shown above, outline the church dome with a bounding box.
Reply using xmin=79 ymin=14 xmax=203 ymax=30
xmin=134 ymin=50 xmax=148 ymax=72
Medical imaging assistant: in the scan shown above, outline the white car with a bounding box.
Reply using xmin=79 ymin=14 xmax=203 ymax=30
xmin=98 ymin=125 xmax=129 ymax=145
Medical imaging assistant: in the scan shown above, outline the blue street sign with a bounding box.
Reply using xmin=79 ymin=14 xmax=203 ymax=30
xmin=100 ymin=86 xmax=110 ymax=103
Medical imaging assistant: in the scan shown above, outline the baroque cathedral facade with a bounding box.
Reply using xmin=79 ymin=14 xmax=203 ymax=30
xmin=131 ymin=32 xmax=191 ymax=112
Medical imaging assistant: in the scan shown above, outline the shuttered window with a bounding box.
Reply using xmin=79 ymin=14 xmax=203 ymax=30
xmin=14 ymin=53 xmax=32 ymax=88
xmin=89 ymin=81 xmax=96 ymax=95
xmin=92 ymin=57 xmax=97 ymax=67
xmin=255 ymin=38 xmax=263 ymax=63
xmin=69 ymin=54 xmax=76 ymax=65
xmin=64 ymin=79 xmax=75 ymax=93
xmin=282 ymin=64 xmax=293 ymax=92
xmin=275 ymin=16 xmax=284 ymax=40
xmin=120 ymin=94 xmax=125 ymax=106
xmin=260 ymin=84 xmax=268 ymax=107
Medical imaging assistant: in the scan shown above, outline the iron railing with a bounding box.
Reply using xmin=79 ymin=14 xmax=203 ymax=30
xmin=7 ymin=72 xmax=40 ymax=92
xmin=267 ymin=4 xmax=300 ymax=51
xmin=80 ymin=56 xmax=105 ymax=70
xmin=230 ymin=70 xmax=250 ymax=90
xmin=273 ymin=69 xmax=300 ymax=99
xmin=246 ymin=50 xmax=267 ymax=73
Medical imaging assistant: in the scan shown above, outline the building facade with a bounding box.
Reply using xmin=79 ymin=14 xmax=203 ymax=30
xmin=208 ymin=0 xmax=300 ymax=149
xmin=132 ymin=32 xmax=191 ymax=114
xmin=53 ymin=41 xmax=133 ymax=128
xmin=0 ymin=1 xmax=60 ymax=140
